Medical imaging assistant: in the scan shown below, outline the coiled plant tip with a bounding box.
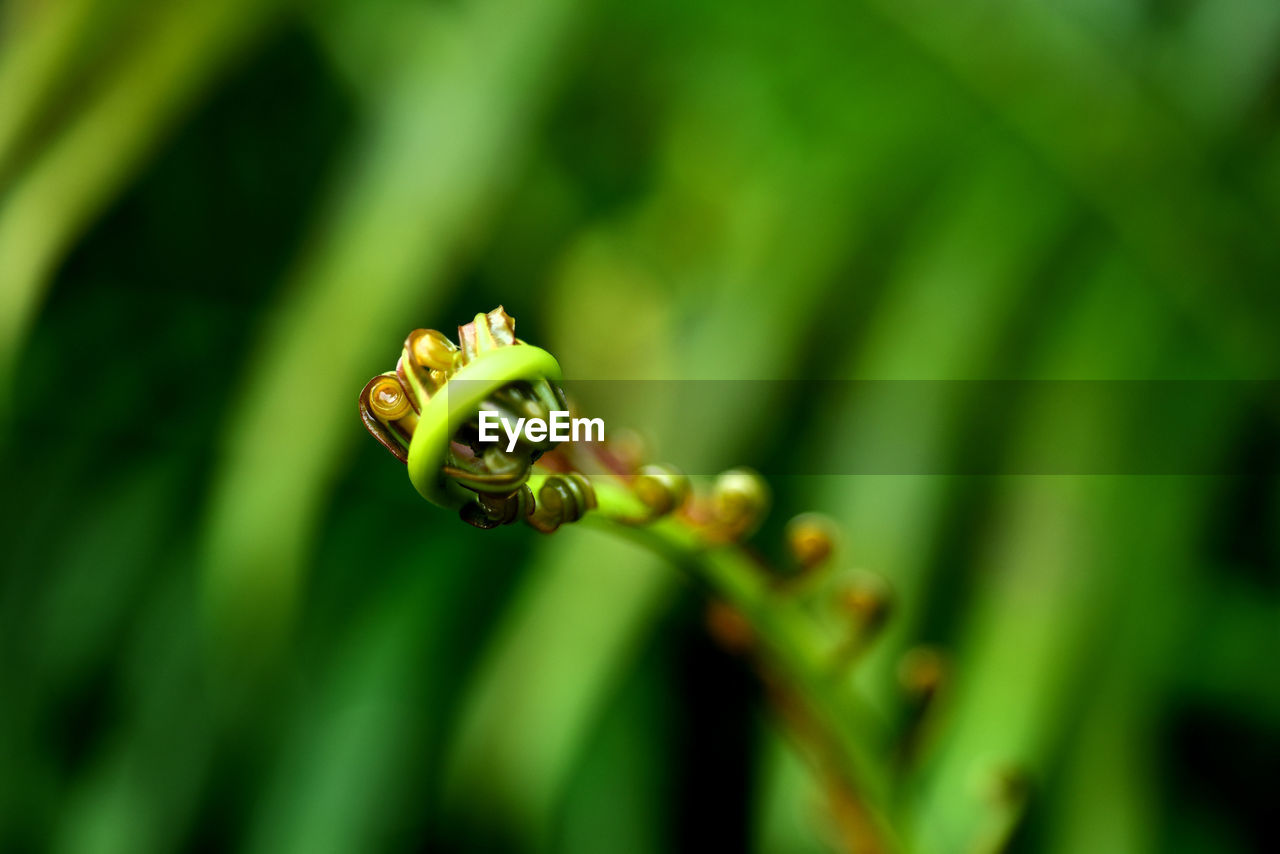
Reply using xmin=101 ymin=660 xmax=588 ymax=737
xmin=359 ymin=307 xmax=579 ymax=529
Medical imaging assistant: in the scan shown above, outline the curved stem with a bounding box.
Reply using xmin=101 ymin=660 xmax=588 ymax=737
xmin=581 ymin=477 xmax=900 ymax=852
xmin=406 ymin=344 xmax=562 ymax=507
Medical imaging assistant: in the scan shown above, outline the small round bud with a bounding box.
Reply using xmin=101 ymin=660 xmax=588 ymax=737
xmin=710 ymin=467 xmax=769 ymax=539
xmin=529 ymin=474 xmax=597 ymax=532
xmin=898 ymin=645 xmax=945 ymax=699
xmin=705 ymin=600 xmax=754 ymax=653
xmin=634 ymin=464 xmax=690 ymax=516
xmin=785 ymin=512 xmax=838 ymax=571
xmin=409 ymin=328 xmax=458 ymax=373
xmin=369 ymin=375 xmax=412 ymax=421
xmin=462 ymin=487 xmax=533 ymax=529
xmin=839 ymin=570 xmax=892 ymax=633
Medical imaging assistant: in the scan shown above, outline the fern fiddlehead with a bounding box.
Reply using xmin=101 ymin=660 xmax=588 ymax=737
xmin=357 ymin=307 xmax=989 ymax=853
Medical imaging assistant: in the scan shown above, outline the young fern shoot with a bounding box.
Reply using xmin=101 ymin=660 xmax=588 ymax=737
xmin=358 ymin=308 xmax=996 ymax=854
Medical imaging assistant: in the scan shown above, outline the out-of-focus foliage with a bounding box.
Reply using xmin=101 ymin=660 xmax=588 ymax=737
xmin=1 ymin=0 xmax=1278 ymax=852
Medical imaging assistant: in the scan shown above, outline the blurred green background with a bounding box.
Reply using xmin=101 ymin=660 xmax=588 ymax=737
xmin=1 ymin=0 xmax=1278 ymax=851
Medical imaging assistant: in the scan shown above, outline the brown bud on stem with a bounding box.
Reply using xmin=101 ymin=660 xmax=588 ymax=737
xmin=785 ymin=512 xmax=838 ymax=572
xmin=633 ymin=464 xmax=690 ymax=518
xmin=831 ymin=570 xmax=892 ymax=668
xmin=460 ymin=487 xmax=533 ymax=529
xmin=839 ymin=571 xmax=892 ymax=635
xmin=705 ymin=599 xmax=754 ymax=653
xmin=894 ymin=644 xmax=947 ymax=769
xmin=898 ymin=645 xmax=945 ymax=702
xmin=528 ymin=474 xmax=597 ymax=533
xmin=709 ymin=467 xmax=769 ymax=540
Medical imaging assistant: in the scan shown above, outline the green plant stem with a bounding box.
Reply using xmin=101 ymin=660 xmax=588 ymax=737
xmin=581 ymin=478 xmax=900 ymax=852
xmin=414 ymin=351 xmax=900 ymax=848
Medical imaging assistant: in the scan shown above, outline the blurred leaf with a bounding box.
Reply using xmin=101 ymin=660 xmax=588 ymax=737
xmin=440 ymin=528 xmax=675 ymax=847
xmin=0 ymin=0 xmax=283 ymax=388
